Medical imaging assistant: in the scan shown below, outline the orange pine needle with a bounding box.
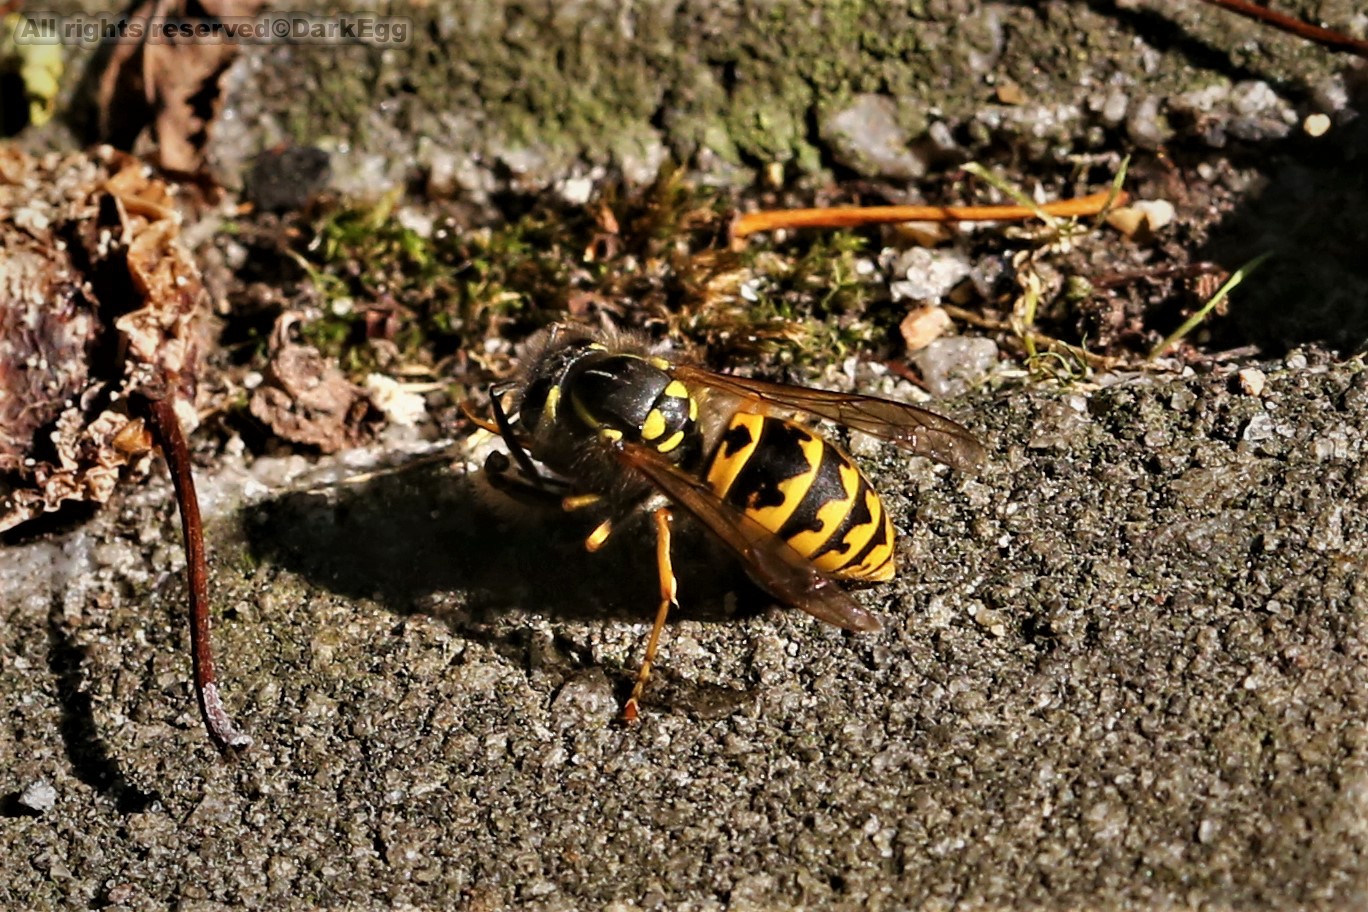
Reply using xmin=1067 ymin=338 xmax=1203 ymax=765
xmin=731 ymin=189 xmax=1129 ymax=240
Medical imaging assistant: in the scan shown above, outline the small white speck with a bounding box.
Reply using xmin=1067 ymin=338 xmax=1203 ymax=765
xmin=1237 ymin=368 xmax=1265 ymax=397
xmin=558 ymin=176 xmax=595 ymax=206
xmin=18 ymin=780 xmax=56 ymax=814
xmin=1303 ymin=113 xmax=1330 ymax=137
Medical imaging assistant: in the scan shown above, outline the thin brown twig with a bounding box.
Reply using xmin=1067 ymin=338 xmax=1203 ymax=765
xmin=941 ymin=305 xmax=1121 ymax=371
xmin=1092 ymin=261 xmax=1224 ymax=290
xmin=731 ymin=190 xmax=1129 ymax=240
xmin=141 ymin=393 xmax=252 ymax=752
xmin=1196 ymin=0 xmax=1368 ymax=59
xmin=940 ymin=304 xmax=1013 ymax=332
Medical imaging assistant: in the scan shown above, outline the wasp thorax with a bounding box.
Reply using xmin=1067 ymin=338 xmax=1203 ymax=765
xmin=563 ymin=353 xmax=698 ymax=456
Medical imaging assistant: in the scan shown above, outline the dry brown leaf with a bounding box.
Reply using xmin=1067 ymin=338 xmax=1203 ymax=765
xmin=94 ymin=0 xmax=267 ymax=174
xmin=249 ymin=317 xmax=379 ymax=453
xmin=0 ymin=144 xmax=209 ymax=531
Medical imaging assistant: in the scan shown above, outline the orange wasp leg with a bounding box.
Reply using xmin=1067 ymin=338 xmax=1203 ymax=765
xmin=624 ymin=506 xmax=677 ymax=723
xmin=584 ymin=517 xmax=614 ymax=552
xmin=563 ymin=493 xmax=603 ymax=512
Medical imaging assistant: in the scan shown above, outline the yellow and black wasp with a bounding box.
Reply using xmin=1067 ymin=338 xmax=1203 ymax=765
xmin=471 ymin=323 xmax=985 ymax=719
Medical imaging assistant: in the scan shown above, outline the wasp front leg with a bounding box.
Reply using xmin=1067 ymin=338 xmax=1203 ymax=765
xmin=480 ymin=450 xmax=574 ymax=508
xmin=624 ymin=506 xmax=677 ymax=723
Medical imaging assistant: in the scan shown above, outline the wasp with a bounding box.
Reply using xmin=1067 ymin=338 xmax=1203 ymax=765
xmin=470 ymin=323 xmax=985 ymax=719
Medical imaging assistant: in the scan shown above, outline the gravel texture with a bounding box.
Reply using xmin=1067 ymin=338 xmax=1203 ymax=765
xmin=4 ymin=0 xmax=1368 ymax=908
xmin=3 ymin=356 xmax=1366 ymax=910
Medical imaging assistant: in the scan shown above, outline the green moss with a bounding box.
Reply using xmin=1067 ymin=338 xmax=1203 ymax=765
xmin=253 ymin=1 xmax=975 ymax=180
xmin=293 ymin=167 xmax=905 ymax=378
xmin=683 ymin=229 xmax=888 ymax=370
xmin=296 ymin=197 xmax=588 ymax=372
xmin=223 ymin=0 xmax=1352 ymax=201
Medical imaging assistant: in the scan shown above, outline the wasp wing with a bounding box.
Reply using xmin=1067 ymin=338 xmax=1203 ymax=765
xmin=615 ymin=441 xmax=882 ymax=633
xmin=673 ymin=365 xmax=986 ymax=472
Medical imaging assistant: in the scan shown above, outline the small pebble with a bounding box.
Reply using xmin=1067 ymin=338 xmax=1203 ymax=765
xmin=18 ymin=780 xmax=56 ymax=814
xmin=890 ymin=220 xmax=952 ymax=248
xmin=550 ymin=669 xmax=617 ymax=724
xmin=1237 ymin=367 xmax=1265 ymax=397
xmin=887 ymin=247 xmax=973 ymax=303
xmin=365 ymin=374 xmax=428 ymax=427
xmin=911 ymin=336 xmax=999 ymax=397
xmin=899 ymin=305 xmax=952 ymax=352
xmin=557 ymin=176 xmax=594 ymax=206
xmin=1106 ymin=199 xmax=1174 ymax=240
xmin=820 ymin=93 xmax=928 ymax=179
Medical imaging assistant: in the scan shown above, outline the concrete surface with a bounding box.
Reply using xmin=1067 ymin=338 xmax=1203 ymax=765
xmin=3 ymin=356 xmax=1366 ymax=909
xmin=4 ymin=0 xmax=1368 ymax=908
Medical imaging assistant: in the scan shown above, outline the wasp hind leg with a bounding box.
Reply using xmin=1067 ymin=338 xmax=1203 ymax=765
xmin=624 ymin=506 xmax=677 ymax=723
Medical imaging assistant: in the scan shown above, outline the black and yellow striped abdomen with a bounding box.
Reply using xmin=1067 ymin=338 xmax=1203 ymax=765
xmin=704 ymin=412 xmax=895 ymax=581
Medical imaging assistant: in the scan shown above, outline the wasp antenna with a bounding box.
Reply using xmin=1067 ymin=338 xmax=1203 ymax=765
xmin=459 ymin=399 xmax=502 ymax=434
xmin=490 ymin=387 xmax=547 ymax=486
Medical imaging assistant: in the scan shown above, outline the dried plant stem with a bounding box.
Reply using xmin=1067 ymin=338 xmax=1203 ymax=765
xmin=1196 ymin=0 xmax=1368 ymax=59
xmin=731 ymin=190 xmax=1128 ymax=240
xmin=141 ymin=394 xmax=252 ymax=752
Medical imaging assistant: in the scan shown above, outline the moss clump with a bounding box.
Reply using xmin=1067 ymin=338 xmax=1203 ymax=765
xmin=294 ymin=170 xmax=917 ymax=380
xmin=684 ymin=230 xmax=887 ymax=370
xmin=296 ymin=194 xmax=591 ymax=373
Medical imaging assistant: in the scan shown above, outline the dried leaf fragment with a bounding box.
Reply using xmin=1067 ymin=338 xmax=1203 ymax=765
xmin=93 ymin=0 xmax=267 ymax=174
xmin=249 ymin=318 xmax=379 ymax=453
xmin=0 ymin=144 xmax=208 ymax=531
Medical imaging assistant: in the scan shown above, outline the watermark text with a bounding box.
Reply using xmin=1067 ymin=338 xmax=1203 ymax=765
xmin=11 ymin=12 xmax=412 ymax=47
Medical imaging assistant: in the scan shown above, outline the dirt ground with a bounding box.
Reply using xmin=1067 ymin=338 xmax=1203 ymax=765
xmin=2 ymin=2 xmax=1367 ymax=910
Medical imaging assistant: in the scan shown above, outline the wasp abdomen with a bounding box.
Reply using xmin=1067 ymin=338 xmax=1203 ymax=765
xmin=705 ymin=413 xmax=895 ymax=582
